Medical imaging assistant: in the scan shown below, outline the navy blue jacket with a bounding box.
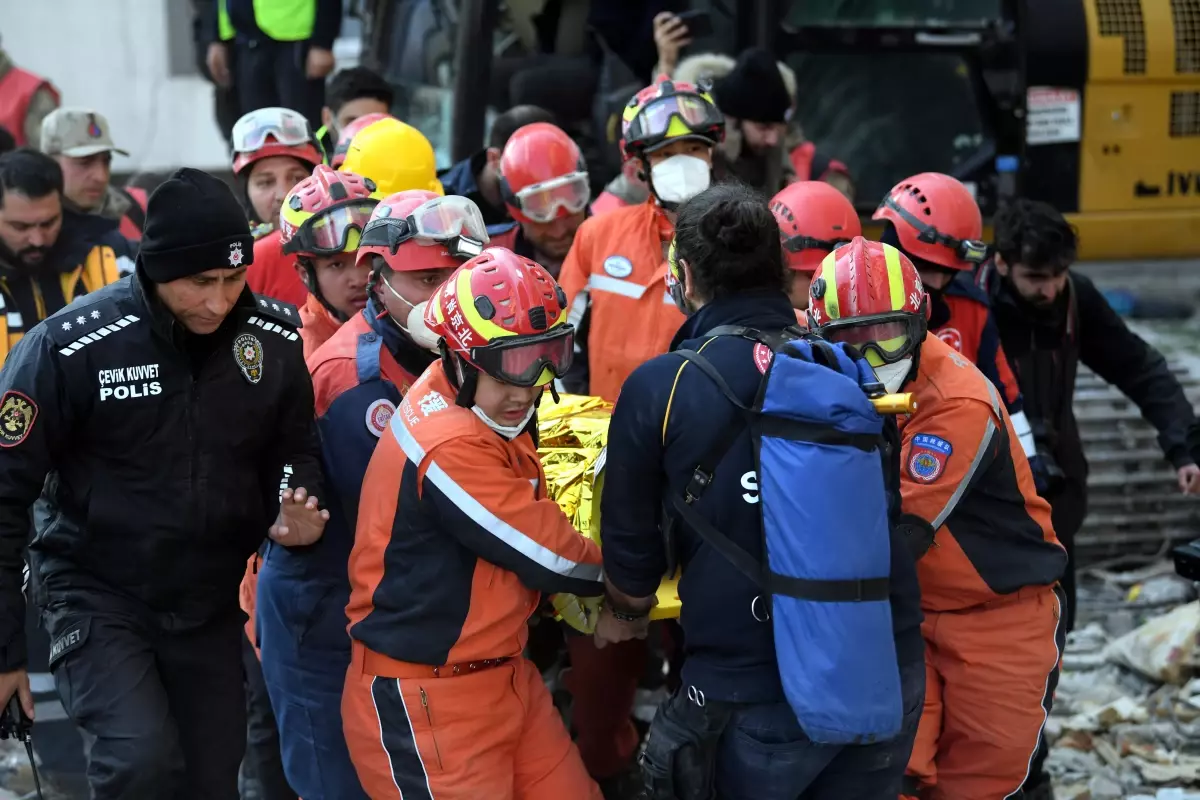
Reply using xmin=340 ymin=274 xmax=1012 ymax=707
xmin=438 ymin=151 xmax=517 ymax=238
xmin=601 ymin=290 xmax=924 ymax=703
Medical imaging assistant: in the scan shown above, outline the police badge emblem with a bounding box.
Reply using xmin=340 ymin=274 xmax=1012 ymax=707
xmin=0 ymin=391 xmax=37 ymax=447
xmin=233 ymin=334 xmax=265 ymax=384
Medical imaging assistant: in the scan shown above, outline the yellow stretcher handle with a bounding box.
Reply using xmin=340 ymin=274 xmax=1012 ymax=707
xmin=870 ymin=393 xmax=917 ymax=415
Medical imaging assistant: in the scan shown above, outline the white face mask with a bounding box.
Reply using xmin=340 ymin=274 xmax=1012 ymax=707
xmin=472 ymin=403 xmax=536 ymax=440
xmin=872 ymin=357 xmax=913 ymax=395
xmin=650 ymin=155 xmax=711 ymax=204
xmin=381 ymin=278 xmax=441 ymax=351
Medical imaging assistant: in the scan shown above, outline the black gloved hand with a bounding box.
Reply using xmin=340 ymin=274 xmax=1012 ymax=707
xmin=895 ymin=513 xmax=936 ymax=560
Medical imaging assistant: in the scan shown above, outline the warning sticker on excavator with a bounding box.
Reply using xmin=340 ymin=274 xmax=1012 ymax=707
xmin=1027 ymin=87 xmax=1081 ymax=146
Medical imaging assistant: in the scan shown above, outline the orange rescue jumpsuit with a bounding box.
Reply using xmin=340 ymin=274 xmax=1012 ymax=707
xmin=247 ymin=228 xmax=309 ymax=307
xmin=900 ymin=336 xmax=1068 ymax=800
xmin=299 ymin=294 xmax=343 ymax=359
xmin=343 ymin=362 xmax=605 ymax=800
xmin=558 ymin=199 xmax=684 ymax=403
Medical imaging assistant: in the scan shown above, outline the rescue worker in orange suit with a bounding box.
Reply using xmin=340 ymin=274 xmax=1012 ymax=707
xmin=770 ymin=180 xmax=861 ymax=311
xmin=344 ymin=248 xmax=605 ymax=800
xmin=255 ymin=190 xmax=485 ymax=799
xmin=278 ymin=164 xmax=383 ymax=356
xmin=491 ymin=122 xmax=591 ymax=280
xmin=809 ymin=237 xmax=1068 ymax=800
xmin=873 ymin=172 xmax=1039 ymax=466
xmin=234 ymin=107 xmax=324 ymax=306
xmin=559 ymin=75 xmax=725 ymax=403
xmin=492 ymin=121 xmax=641 ymax=791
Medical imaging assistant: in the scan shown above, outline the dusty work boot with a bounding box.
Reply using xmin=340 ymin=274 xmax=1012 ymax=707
xmin=598 ymin=762 xmax=646 ymax=800
xmin=1020 ymin=770 xmax=1055 ymax=800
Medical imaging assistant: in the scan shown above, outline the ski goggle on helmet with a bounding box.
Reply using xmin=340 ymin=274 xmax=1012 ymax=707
xmin=621 ymin=77 xmax=724 ymax=156
xmin=806 ymin=237 xmax=928 ymax=367
xmin=232 ymin=107 xmax=313 ymax=154
xmin=280 ymin=166 xmax=383 ymax=257
xmin=359 ymin=195 xmax=488 ymax=259
xmin=425 ymin=248 xmax=574 ymax=387
xmin=510 ymin=172 xmax=591 ymax=223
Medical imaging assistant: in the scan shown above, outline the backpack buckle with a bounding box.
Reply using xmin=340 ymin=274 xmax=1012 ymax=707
xmin=685 ymin=468 xmax=712 ymax=503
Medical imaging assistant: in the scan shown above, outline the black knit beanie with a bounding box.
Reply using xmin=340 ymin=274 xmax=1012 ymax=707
xmin=712 ymin=47 xmax=792 ymax=124
xmin=138 ymin=168 xmax=254 ymax=283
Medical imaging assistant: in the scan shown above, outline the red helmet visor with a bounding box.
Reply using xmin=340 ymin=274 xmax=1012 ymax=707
xmin=232 ymin=109 xmax=312 ymax=153
xmin=627 ymin=93 xmax=720 ymax=146
xmin=360 ymin=196 xmax=488 ymax=257
xmin=285 ymin=202 xmax=377 ymax=255
xmin=513 ymin=172 xmax=591 ymax=223
xmin=818 ymin=314 xmax=924 ymax=365
xmin=471 ymin=327 xmax=575 ymax=387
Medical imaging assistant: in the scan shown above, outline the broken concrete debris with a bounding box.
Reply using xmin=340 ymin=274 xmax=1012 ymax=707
xmin=1051 ymin=569 xmax=1200 ymax=798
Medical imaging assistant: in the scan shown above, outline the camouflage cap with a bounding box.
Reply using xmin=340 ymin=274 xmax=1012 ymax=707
xmin=40 ymin=108 xmax=129 ymax=158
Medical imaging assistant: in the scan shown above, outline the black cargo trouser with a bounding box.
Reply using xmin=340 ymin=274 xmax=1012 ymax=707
xmin=235 ymin=37 xmax=325 ymax=130
xmin=44 ymin=597 xmax=246 ymax=800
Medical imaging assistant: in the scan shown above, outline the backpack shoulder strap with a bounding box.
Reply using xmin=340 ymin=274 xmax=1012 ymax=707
xmin=672 ymin=347 xmax=754 ymax=504
xmin=673 ymin=348 xmax=751 ymax=412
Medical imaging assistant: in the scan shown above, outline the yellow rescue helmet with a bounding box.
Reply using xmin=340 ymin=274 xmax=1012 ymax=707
xmin=340 ymin=117 xmax=445 ymax=197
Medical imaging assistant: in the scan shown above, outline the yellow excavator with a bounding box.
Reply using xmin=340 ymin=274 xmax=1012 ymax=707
xmin=773 ymin=0 xmax=1200 ymax=260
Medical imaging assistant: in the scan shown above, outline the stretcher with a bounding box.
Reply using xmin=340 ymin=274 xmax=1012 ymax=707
xmin=537 ymin=392 xmax=917 ymax=631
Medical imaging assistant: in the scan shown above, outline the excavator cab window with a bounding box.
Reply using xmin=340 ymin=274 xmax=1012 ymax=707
xmin=775 ymin=0 xmax=1019 ymax=214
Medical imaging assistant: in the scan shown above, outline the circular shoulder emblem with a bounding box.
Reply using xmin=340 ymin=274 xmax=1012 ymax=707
xmin=603 ymin=255 xmax=633 ymax=279
xmin=937 ymin=327 xmax=963 ymax=353
xmin=365 ymin=399 xmax=397 ymax=438
xmin=232 ymin=333 xmax=264 ymax=384
xmin=753 ymin=343 xmax=774 ymax=375
xmin=908 ymin=450 xmax=945 ymax=483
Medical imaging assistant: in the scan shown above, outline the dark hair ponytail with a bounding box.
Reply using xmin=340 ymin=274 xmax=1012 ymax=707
xmin=673 ymin=182 xmax=786 ymax=300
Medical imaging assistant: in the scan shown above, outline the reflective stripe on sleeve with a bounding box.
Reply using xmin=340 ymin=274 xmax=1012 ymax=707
xmin=394 ymin=422 xmax=604 ymax=583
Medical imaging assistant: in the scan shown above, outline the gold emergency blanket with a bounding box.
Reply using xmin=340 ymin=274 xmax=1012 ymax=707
xmin=537 ymin=395 xmax=681 ymax=627
xmin=537 ymin=394 xmax=611 ymax=538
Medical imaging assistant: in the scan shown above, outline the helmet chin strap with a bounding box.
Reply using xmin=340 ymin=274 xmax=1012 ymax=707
xmin=300 ymin=259 xmax=351 ymax=323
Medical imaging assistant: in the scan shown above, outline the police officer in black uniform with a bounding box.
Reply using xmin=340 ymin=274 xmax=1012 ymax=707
xmin=0 ymin=168 xmax=328 ymax=799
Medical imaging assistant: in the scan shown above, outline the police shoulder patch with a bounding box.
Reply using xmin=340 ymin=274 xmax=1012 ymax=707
xmin=364 ymin=398 xmax=396 ymax=438
xmin=251 ymin=295 xmax=303 ymax=329
xmin=908 ymin=433 xmax=952 ymax=483
xmin=0 ymin=391 xmax=38 ymax=447
xmin=48 ymin=299 xmax=132 ymax=350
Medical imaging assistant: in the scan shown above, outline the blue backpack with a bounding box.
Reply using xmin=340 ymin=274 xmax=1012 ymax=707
xmin=669 ymin=326 xmax=903 ymax=745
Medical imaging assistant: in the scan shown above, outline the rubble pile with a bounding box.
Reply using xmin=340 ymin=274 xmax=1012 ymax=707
xmin=1050 ymin=563 xmax=1200 ymax=799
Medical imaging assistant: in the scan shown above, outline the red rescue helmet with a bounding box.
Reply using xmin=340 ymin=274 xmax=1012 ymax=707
xmin=498 ymin=123 xmax=590 ymax=225
xmin=356 ymin=191 xmax=489 ymax=273
xmin=425 ymin=247 xmax=573 ymax=388
xmin=231 ymin=107 xmax=322 ymax=176
xmin=331 ymin=112 xmax=395 ymax=169
xmin=872 ymin=172 xmax=987 ymax=271
xmin=279 ymin=165 xmax=382 ymax=257
xmin=620 ymin=75 xmax=725 ymax=162
xmin=770 ymin=182 xmax=862 ymax=273
xmin=807 ymin=236 xmax=928 ymax=368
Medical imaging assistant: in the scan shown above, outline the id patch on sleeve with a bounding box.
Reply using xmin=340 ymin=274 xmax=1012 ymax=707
xmin=48 ymin=618 xmax=90 ymax=669
xmin=908 ymin=434 xmax=953 ymax=483
xmin=0 ymin=391 xmax=38 ymax=448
